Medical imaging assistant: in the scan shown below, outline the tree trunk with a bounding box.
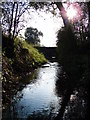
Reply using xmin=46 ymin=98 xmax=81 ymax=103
xmin=13 ymin=3 xmax=18 ymax=38
xmin=55 ymin=2 xmax=78 ymax=120
xmin=87 ymin=2 xmax=90 ymax=120
xmin=87 ymin=2 xmax=90 ymax=23
xmin=55 ymin=2 xmax=67 ymax=26
xmin=87 ymin=2 xmax=90 ymax=42
xmin=8 ymin=3 xmax=15 ymax=38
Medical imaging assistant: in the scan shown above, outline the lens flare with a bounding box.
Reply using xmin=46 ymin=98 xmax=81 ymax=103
xmin=67 ymin=4 xmax=77 ymax=20
xmin=66 ymin=3 xmax=82 ymax=23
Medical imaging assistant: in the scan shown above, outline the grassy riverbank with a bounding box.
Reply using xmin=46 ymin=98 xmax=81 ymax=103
xmin=2 ymin=35 xmax=47 ymax=107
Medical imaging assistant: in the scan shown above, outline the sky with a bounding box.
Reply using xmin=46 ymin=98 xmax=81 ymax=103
xmin=20 ymin=9 xmax=64 ymax=47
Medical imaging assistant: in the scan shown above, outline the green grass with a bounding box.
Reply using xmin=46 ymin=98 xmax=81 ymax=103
xmin=14 ymin=38 xmax=47 ymax=66
xmin=2 ymin=36 xmax=47 ymax=82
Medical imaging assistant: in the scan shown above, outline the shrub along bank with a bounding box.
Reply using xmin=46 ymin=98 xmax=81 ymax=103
xmin=2 ymin=35 xmax=47 ymax=107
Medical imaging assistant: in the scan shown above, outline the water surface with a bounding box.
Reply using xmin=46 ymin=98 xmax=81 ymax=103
xmin=3 ymin=62 xmax=61 ymax=119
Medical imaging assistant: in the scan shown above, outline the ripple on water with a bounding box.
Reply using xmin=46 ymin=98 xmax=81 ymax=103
xmin=2 ymin=62 xmax=61 ymax=119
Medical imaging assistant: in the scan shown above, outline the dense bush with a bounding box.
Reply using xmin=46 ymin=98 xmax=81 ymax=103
xmin=57 ymin=26 xmax=89 ymax=87
xmin=2 ymin=35 xmax=47 ymax=81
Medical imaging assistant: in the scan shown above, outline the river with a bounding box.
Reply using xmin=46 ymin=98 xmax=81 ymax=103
xmin=2 ymin=62 xmax=62 ymax=119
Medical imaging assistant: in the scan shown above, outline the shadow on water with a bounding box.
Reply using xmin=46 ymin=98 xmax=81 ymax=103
xmin=55 ymin=60 xmax=88 ymax=120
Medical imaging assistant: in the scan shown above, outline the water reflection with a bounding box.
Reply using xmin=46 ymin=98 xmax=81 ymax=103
xmin=55 ymin=66 xmax=87 ymax=120
xmin=2 ymin=62 xmax=61 ymax=119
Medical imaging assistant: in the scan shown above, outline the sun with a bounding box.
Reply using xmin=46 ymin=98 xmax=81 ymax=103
xmin=66 ymin=4 xmax=77 ymax=20
xmin=66 ymin=3 xmax=82 ymax=22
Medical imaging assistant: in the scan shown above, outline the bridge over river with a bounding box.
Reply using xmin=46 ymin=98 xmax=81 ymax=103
xmin=35 ymin=47 xmax=58 ymax=61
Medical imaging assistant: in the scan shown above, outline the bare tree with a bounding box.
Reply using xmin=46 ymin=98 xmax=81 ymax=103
xmin=1 ymin=1 xmax=31 ymax=39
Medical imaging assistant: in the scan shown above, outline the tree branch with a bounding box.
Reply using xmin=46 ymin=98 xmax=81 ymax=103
xmin=55 ymin=2 xmax=67 ymax=27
